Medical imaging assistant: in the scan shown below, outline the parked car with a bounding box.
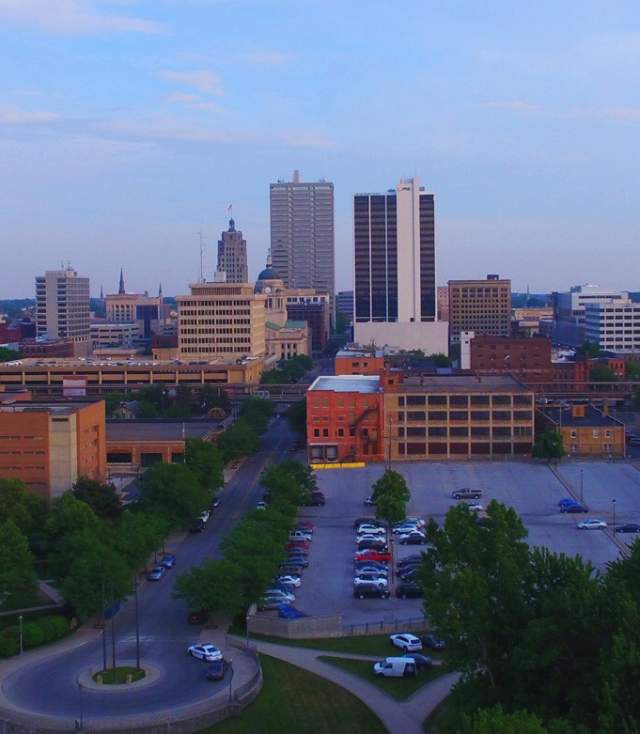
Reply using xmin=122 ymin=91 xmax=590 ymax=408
xmin=289 ymin=530 xmax=312 ymax=541
xmin=462 ymin=502 xmax=484 ymax=512
xmin=147 ymin=565 xmax=166 ymax=581
xmin=397 ymin=554 xmax=424 ymax=566
xmin=396 ymin=582 xmax=424 ymax=599
xmin=353 ymin=573 xmax=388 ymax=587
xmin=404 ymin=517 xmax=426 ymax=528
xmin=187 ymin=610 xmax=208 ymax=625
xmin=373 ymin=657 xmax=417 ymax=678
xmin=356 ymin=524 xmax=386 ymax=536
xmin=285 ymin=541 xmax=310 ymax=552
xmin=357 ymin=540 xmax=389 ymax=553
xmin=577 ymin=518 xmax=608 ymax=529
xmin=356 ymin=533 xmax=387 ymax=545
xmin=189 ymin=519 xmax=205 ymax=533
xmin=615 ymin=523 xmax=640 ymax=534
xmin=353 ymin=582 xmax=390 ymax=599
xmin=205 ymin=659 xmax=228 ymax=681
xmin=309 ymin=491 xmax=326 ymax=506
xmin=422 ymin=634 xmax=446 ymax=650
xmin=354 ymin=564 xmax=389 ymax=576
xmin=405 ymin=653 xmax=433 ymax=669
xmin=255 ymin=501 xmax=268 ymax=510
xmin=259 ymin=597 xmax=287 ymax=611
xmin=280 ymin=564 xmax=305 ymax=575
xmin=297 ymin=521 xmax=315 ymax=531
xmin=353 ymin=517 xmax=385 ymax=529
xmin=188 ymin=643 xmax=223 ymax=662
xmin=558 ymin=497 xmax=578 ymax=508
xmin=265 ymin=589 xmax=295 ymax=602
xmin=159 ymin=553 xmax=176 ymax=569
xmin=270 ymin=583 xmax=296 ymax=595
xmin=392 ymin=523 xmax=420 ymax=535
xmin=276 ymin=574 xmax=301 ymax=587
xmin=198 ymin=510 xmax=211 ymax=524
xmin=398 ymin=531 xmax=428 ymax=545
xmin=286 ymin=556 xmax=309 ymax=567
xmin=399 ymin=568 xmax=419 ymax=582
xmin=211 ymin=498 xmax=221 ymax=509
xmin=560 ymin=501 xmax=588 ymax=513
xmin=364 ymin=495 xmax=376 ymax=506
xmin=390 ymin=633 xmax=423 ymax=652
xmin=451 ymin=488 xmax=482 ymax=500
xmin=355 ymin=549 xmax=392 ymax=564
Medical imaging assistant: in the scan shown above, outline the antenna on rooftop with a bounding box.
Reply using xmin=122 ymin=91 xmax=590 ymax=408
xmin=198 ymin=231 xmax=205 ymax=283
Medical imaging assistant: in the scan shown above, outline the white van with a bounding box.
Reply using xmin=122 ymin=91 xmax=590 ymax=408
xmin=373 ymin=657 xmax=417 ymax=678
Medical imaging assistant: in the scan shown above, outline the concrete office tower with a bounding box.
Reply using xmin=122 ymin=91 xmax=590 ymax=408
xmin=217 ymin=217 xmax=248 ymax=284
xmin=353 ymin=177 xmax=447 ymax=354
xmin=35 ymin=268 xmax=91 ymax=353
xmin=448 ymin=274 xmax=512 ymax=345
xmin=270 ymin=170 xmax=335 ymax=299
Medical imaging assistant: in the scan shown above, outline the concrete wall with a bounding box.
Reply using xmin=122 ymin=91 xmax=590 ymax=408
xmin=354 ymin=321 xmax=449 ymax=355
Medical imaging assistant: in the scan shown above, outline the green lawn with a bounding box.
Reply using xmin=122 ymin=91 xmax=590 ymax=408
xmin=94 ymin=667 xmax=145 ymax=684
xmin=318 ymin=655 xmax=448 ymax=701
xmin=204 ymin=654 xmax=387 ymax=734
xmin=239 ymin=631 xmax=440 ymax=659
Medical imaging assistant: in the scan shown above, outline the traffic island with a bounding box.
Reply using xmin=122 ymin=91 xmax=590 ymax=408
xmin=93 ymin=666 xmax=146 ymax=685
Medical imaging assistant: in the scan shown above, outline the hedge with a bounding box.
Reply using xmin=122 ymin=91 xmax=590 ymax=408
xmin=0 ymin=615 xmax=70 ymax=657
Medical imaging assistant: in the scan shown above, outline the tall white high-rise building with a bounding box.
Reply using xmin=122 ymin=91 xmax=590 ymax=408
xmin=35 ymin=269 xmax=90 ymax=351
xmin=353 ymin=177 xmax=447 ymax=353
xmin=270 ymin=170 xmax=334 ymax=300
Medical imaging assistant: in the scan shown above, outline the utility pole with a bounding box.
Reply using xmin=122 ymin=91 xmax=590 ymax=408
xmin=110 ymin=585 xmax=117 ymax=674
xmin=580 ymin=469 xmax=584 ymax=504
xmin=101 ymin=577 xmax=107 ymax=672
xmin=199 ymin=231 xmax=205 ymax=283
xmin=134 ymin=575 xmax=141 ymax=671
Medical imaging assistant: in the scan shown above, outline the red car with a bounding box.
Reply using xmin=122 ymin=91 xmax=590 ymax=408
xmin=354 ymin=549 xmax=392 ymax=564
xmin=285 ymin=540 xmax=310 ymax=551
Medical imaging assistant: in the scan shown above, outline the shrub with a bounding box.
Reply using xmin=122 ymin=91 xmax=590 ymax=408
xmin=38 ymin=615 xmax=69 ymax=642
xmin=22 ymin=621 xmax=45 ymax=648
xmin=0 ymin=629 xmax=19 ymax=657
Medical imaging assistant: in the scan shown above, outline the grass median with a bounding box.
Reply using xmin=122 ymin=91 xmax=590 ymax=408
xmin=318 ymin=655 xmax=448 ymax=701
xmin=204 ymin=654 xmax=387 ymax=734
xmin=94 ymin=667 xmax=145 ymax=685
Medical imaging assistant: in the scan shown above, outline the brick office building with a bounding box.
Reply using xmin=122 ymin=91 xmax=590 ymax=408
xmin=334 ymin=349 xmax=385 ymax=376
xmin=0 ymin=399 xmax=106 ymax=499
xmin=537 ymin=404 xmax=625 ymax=458
xmin=306 ymin=376 xmax=384 ymax=464
xmin=306 ymin=373 xmax=535 ymax=463
xmin=448 ymin=275 xmax=512 ymax=344
xmin=470 ymin=336 xmax=553 ymax=382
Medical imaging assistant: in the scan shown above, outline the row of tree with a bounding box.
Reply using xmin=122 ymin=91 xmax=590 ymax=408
xmin=175 ymin=459 xmax=317 ymax=618
xmin=260 ymin=355 xmax=314 ymax=384
xmin=105 ymin=384 xmax=231 ymax=420
xmin=420 ymin=500 xmax=640 ymax=733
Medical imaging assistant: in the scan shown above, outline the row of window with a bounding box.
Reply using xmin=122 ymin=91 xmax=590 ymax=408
xmin=398 ymin=426 xmax=532 ymax=438
xmin=398 ymin=442 xmax=531 ymax=455
xmin=398 ymin=394 xmax=531 ymax=407
xmin=397 ymin=410 xmax=531 ymax=422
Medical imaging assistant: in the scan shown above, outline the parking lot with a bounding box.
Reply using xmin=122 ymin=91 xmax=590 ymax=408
xmin=291 ymin=460 xmax=640 ymax=624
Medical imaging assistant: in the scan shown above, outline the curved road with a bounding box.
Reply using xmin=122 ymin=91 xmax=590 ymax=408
xmin=1 ymin=418 xmax=296 ymax=723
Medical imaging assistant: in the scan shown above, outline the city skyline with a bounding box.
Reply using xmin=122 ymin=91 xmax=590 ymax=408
xmin=2 ymin=1 xmax=640 ymax=297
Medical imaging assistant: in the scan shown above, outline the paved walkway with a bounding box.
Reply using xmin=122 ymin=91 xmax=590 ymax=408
xmin=235 ymin=637 xmax=458 ymax=734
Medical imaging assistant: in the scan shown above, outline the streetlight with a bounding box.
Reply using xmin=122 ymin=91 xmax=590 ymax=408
xmin=227 ymin=659 xmax=235 ymax=704
xmin=134 ymin=575 xmax=141 ymax=671
xmin=580 ymin=469 xmax=584 ymax=504
xmin=18 ymin=615 xmax=23 ymax=654
xmin=78 ymin=681 xmax=84 ymax=732
xmin=612 ymin=499 xmax=617 ymax=533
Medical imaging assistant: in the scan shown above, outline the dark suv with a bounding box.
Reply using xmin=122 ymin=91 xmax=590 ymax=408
xmin=353 ymin=582 xmax=390 ymax=599
xmin=451 ymin=488 xmax=482 ymax=500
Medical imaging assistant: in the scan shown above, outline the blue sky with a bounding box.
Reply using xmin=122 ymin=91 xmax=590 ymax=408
xmin=1 ymin=0 xmax=639 ymax=297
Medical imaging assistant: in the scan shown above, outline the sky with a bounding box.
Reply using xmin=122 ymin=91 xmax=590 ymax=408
xmin=1 ymin=0 xmax=639 ymax=298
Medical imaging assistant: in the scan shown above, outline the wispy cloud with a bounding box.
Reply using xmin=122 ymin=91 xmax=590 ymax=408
xmin=0 ymin=107 xmax=59 ymax=124
xmin=158 ymin=69 xmax=223 ymax=95
xmin=602 ymin=106 xmax=640 ymax=121
xmin=241 ymin=51 xmax=293 ymax=66
xmin=165 ymin=92 xmax=201 ymax=104
xmin=0 ymin=0 xmax=164 ymax=35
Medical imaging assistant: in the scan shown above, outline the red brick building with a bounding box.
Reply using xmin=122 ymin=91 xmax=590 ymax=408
xmin=306 ymin=375 xmax=384 ymax=463
xmin=334 ymin=349 xmax=385 ymax=376
xmin=470 ymin=336 xmax=553 ymax=382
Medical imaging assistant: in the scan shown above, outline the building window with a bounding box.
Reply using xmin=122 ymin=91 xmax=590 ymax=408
xmin=593 ymin=430 xmax=600 ymax=438
xmin=337 ymin=428 xmax=344 ymax=437
xmin=571 ymin=444 xmax=578 ymax=453
xmin=313 ymin=429 xmax=320 ymax=437
xmin=570 ymin=430 xmax=577 ymax=439
xmin=407 ymin=411 xmax=426 ymax=421
xmin=323 ymin=428 xmax=329 ymax=437
xmin=406 ymin=395 xmax=426 ymax=406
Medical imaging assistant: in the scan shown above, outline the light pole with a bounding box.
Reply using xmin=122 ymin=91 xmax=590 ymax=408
xmin=580 ymin=469 xmax=584 ymax=504
xmin=78 ymin=681 xmax=84 ymax=731
xmin=612 ymin=499 xmax=617 ymax=533
xmin=18 ymin=615 xmax=23 ymax=655
xmin=134 ymin=575 xmax=141 ymax=671
xmin=227 ymin=659 xmax=235 ymax=704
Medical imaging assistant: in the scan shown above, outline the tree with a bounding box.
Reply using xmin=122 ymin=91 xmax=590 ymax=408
xmin=0 ymin=478 xmax=47 ymax=536
xmin=185 ymin=439 xmax=224 ymax=494
xmin=285 ymin=400 xmax=306 ymax=437
xmin=261 ymin=460 xmax=315 ymax=507
xmin=217 ymin=419 xmax=260 ymax=463
xmin=174 ymin=558 xmax=245 ymax=616
xmin=239 ymin=396 xmax=274 ymax=433
xmin=461 ymin=706 xmax=550 ymax=734
xmin=72 ymin=477 xmax=122 ymax=520
xmin=626 ymin=361 xmax=640 ymax=380
xmin=580 ymin=341 xmax=601 ymax=358
xmin=372 ymin=469 xmax=410 ymax=524
xmin=429 ymin=352 xmax=453 ymax=367
xmin=139 ymin=463 xmax=208 ymax=528
xmin=112 ymin=512 xmax=168 ymax=570
xmin=0 ymin=347 xmax=21 ymax=362
xmin=61 ymin=531 xmax=132 ymax=619
xmin=0 ymin=519 xmax=36 ymax=597
xmin=533 ymin=430 xmax=565 ymax=460
xmin=45 ymin=492 xmax=100 ymax=547
xmin=590 ymin=365 xmax=617 ymax=382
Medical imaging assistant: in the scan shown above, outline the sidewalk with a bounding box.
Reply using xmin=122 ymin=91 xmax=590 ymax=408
xmin=234 ymin=636 xmax=458 ymax=734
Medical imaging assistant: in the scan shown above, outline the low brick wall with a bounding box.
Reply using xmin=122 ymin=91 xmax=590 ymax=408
xmin=247 ymin=613 xmax=343 ymax=639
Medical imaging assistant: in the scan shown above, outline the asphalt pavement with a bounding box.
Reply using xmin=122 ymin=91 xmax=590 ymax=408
xmin=0 ymin=417 xmax=296 ymax=722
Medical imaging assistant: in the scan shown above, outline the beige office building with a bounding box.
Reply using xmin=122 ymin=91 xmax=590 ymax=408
xmin=35 ymin=269 xmax=91 ymax=355
xmin=177 ymin=282 xmax=266 ymax=360
xmin=448 ymin=275 xmax=511 ymax=344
